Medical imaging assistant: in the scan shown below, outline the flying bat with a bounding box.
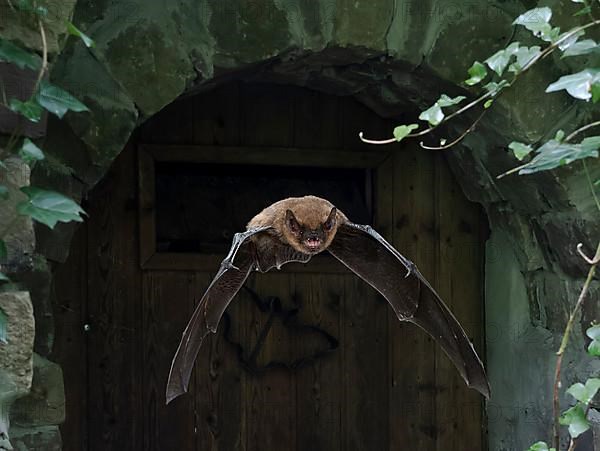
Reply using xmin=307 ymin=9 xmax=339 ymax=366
xmin=166 ymin=195 xmax=490 ymax=404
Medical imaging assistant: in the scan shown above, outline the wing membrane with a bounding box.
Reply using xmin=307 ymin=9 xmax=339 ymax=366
xmin=328 ymin=223 xmax=490 ymax=398
xmin=166 ymin=227 xmax=267 ymax=404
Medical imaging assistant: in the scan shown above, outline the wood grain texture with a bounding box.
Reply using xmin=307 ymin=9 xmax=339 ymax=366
xmin=85 ymin=142 xmax=142 ymax=451
xmin=389 ymin=144 xmax=437 ymax=450
xmin=434 ymin=155 xmax=485 ymax=451
xmin=51 ymin=224 xmax=88 ymax=451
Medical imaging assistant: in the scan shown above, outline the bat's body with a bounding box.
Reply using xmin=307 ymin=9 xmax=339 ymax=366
xmin=166 ymin=196 xmax=490 ymax=404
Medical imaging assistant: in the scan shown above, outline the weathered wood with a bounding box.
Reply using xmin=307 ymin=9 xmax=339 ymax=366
xmin=140 ymin=252 xmax=348 ymax=274
xmin=139 ymin=95 xmax=195 ymax=143
xmin=86 ymin=142 xmax=142 ymax=451
xmin=293 ymin=88 xmax=341 ymax=149
xmin=243 ymin=274 xmax=297 ymax=451
xmin=138 ymin=146 xmax=156 ymax=267
xmin=192 ymin=82 xmax=242 ymax=146
xmin=389 ymin=145 xmax=437 ymax=450
xmin=51 ymin=224 xmax=88 ymax=451
xmin=294 ymin=273 xmax=343 ymax=451
xmin=341 ymin=274 xmax=389 ymax=451
xmin=140 ymin=144 xmax=388 ymax=168
xmin=190 ymin=271 xmax=247 ymax=451
xmin=434 ymin=155 xmax=485 ymax=451
xmin=142 ymin=271 xmax=197 ymax=451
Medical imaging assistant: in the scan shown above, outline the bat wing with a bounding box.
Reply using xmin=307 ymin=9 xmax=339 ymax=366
xmin=328 ymin=223 xmax=490 ymax=398
xmin=166 ymin=226 xmax=311 ymax=404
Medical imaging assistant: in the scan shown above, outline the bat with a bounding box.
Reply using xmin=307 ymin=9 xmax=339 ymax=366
xmin=166 ymin=195 xmax=490 ymax=404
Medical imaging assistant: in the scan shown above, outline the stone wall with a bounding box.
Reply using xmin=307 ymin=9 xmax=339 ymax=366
xmin=0 ymin=2 xmax=76 ymax=449
xmin=1 ymin=0 xmax=598 ymax=450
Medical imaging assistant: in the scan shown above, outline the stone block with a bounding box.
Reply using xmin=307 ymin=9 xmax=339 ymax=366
xmin=9 ymin=425 xmax=62 ymax=451
xmin=0 ymin=291 xmax=34 ymax=451
xmin=12 ymin=354 xmax=65 ymax=427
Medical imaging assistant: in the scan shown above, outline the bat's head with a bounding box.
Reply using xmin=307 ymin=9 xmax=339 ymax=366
xmin=284 ymin=206 xmax=338 ymax=255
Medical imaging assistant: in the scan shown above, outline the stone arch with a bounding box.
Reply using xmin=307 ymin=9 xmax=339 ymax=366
xmin=11 ymin=1 xmax=599 ymax=450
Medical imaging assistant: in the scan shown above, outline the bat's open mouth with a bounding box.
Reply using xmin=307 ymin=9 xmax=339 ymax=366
xmin=304 ymin=238 xmax=321 ymax=250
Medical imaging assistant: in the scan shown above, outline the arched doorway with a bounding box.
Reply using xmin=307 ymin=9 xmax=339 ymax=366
xmin=52 ymin=82 xmax=487 ymax=451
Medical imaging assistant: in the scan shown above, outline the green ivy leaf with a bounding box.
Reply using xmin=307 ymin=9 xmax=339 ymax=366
xmin=418 ymin=95 xmax=465 ymax=127
xmin=17 ymin=186 xmax=86 ymax=229
xmin=554 ymin=130 xmax=565 ymax=142
xmin=393 ymin=124 xmax=419 ymax=142
xmin=419 ymin=103 xmax=444 ymax=126
xmin=509 ymin=46 xmax=542 ymax=73
xmin=0 ymin=239 xmax=6 ymax=260
xmin=35 ymin=80 xmax=90 ymax=118
xmin=437 ymin=94 xmax=466 ymax=107
xmin=559 ymin=404 xmax=590 ymax=438
xmin=557 ymin=30 xmax=585 ymax=51
xmin=562 ymin=39 xmax=599 ymax=57
xmin=587 ymin=325 xmax=600 ymax=356
xmin=66 ymin=22 xmax=95 ymax=48
xmin=0 ymin=37 xmax=41 ymax=70
xmin=465 ymin=61 xmax=487 ymax=86
xmin=567 ymin=379 xmax=600 ymax=404
xmin=483 ymin=80 xmax=511 ymax=96
xmin=513 ymin=7 xmax=555 ymax=41
xmin=519 ymin=138 xmax=599 ymax=174
xmin=8 ymin=98 xmax=43 ymax=122
xmin=484 ymin=99 xmax=494 ymax=108
xmin=18 ymin=138 xmax=44 ymax=166
xmin=485 ymin=42 xmax=520 ymax=77
xmin=0 ymin=185 xmax=8 ymax=200
xmin=526 ymin=442 xmax=556 ymax=451
xmin=546 ymin=69 xmax=600 ymax=100
xmin=591 ymin=82 xmax=600 ymax=103
xmin=509 ymin=141 xmax=534 ymax=160
xmin=0 ymin=307 xmax=7 ymax=343
xmin=574 ymin=5 xmax=592 ymax=17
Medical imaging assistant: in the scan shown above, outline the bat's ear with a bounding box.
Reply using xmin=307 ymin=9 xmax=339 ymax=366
xmin=285 ymin=209 xmax=300 ymax=233
xmin=323 ymin=207 xmax=337 ymax=232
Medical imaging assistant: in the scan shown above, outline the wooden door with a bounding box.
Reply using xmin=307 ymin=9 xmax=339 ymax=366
xmin=52 ymin=83 xmax=487 ymax=451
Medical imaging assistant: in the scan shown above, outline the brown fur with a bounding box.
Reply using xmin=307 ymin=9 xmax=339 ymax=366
xmin=247 ymin=195 xmax=348 ymax=254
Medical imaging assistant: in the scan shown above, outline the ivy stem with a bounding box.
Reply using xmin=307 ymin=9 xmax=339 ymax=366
xmin=582 ymin=159 xmax=600 ymax=213
xmin=32 ymin=18 xmax=48 ymax=94
xmin=359 ymin=18 xmax=600 ymax=146
xmin=565 ymin=120 xmax=600 ymax=143
xmin=552 ymin=240 xmax=600 ymax=450
xmin=419 ymin=110 xmax=486 ymax=150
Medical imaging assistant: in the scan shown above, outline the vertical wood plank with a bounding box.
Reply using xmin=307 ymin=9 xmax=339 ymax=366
xmin=434 ymin=155 xmax=485 ymax=451
xmin=193 ymin=273 xmax=248 ymax=451
xmin=241 ymin=83 xmax=295 ymax=147
xmin=86 ymin=142 xmax=142 ymax=451
xmin=138 ymin=96 xmax=195 ymax=144
xmin=294 ymin=273 xmax=343 ymax=451
xmin=192 ymin=83 xmax=242 ymax=146
xmin=51 ymin=224 xmax=88 ymax=451
xmin=342 ymin=273 xmax=389 ymax=451
xmin=389 ymin=145 xmax=437 ymax=451
xmin=245 ymin=274 xmax=297 ymax=451
xmin=293 ymin=89 xmax=341 ymax=149
xmin=142 ymin=272 xmax=197 ymax=451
